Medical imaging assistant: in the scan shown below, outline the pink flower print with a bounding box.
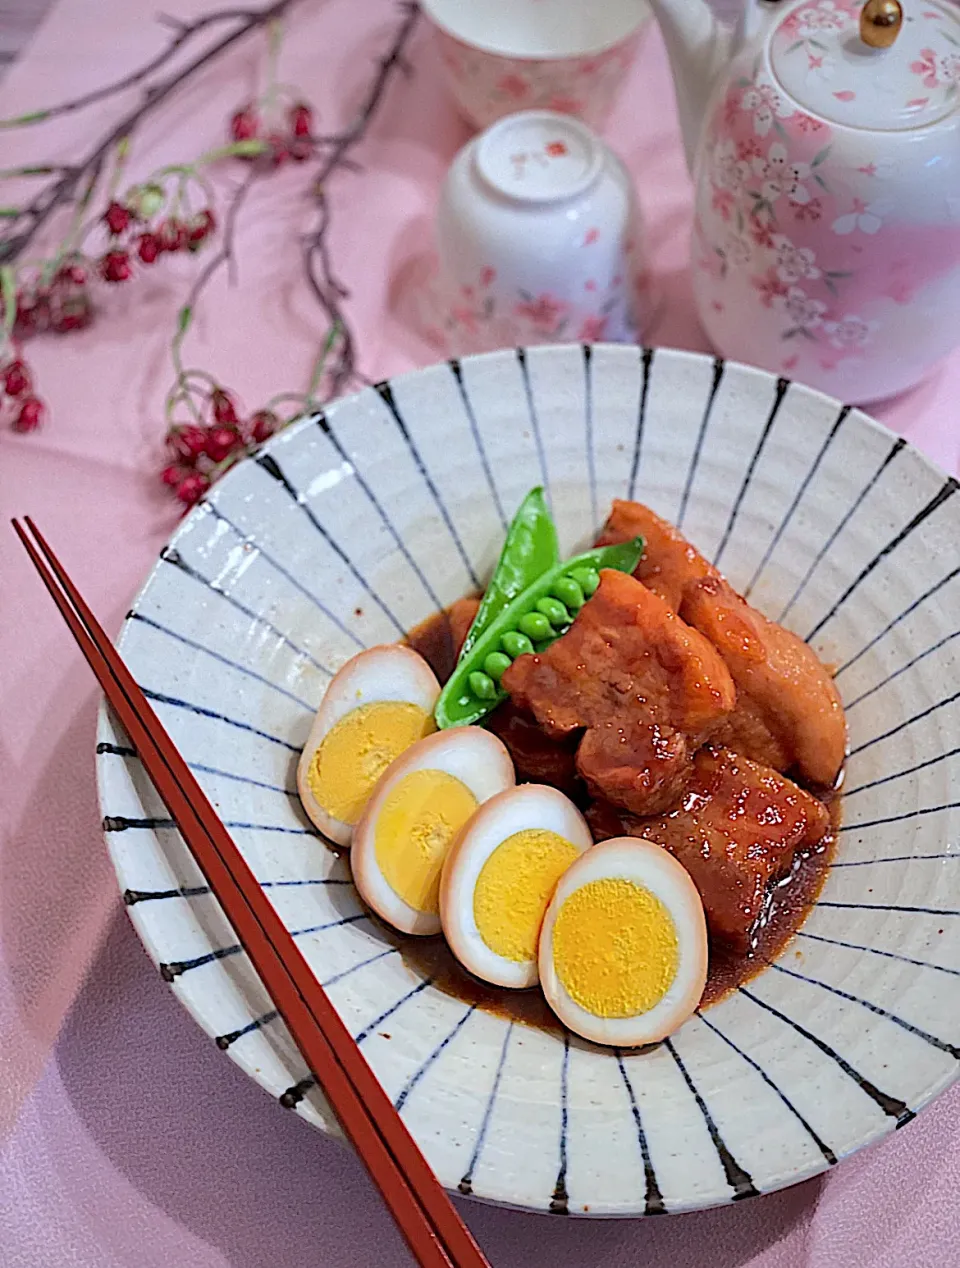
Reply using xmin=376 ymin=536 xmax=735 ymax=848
xmin=548 ymin=95 xmax=586 ymax=116
xmin=772 ymin=234 xmax=821 ymax=284
xmin=724 ymin=231 xmax=754 ymax=269
xmin=832 ymin=198 xmax=891 ymax=235
xmin=723 ymin=89 xmax=742 ymax=128
xmin=886 ymin=276 xmax=916 ymax=305
xmin=578 ymin=314 xmax=608 ymax=341
xmin=712 ymin=187 xmax=736 ymax=221
xmin=796 ymin=1 xmax=849 ymax=34
xmin=793 ymin=196 xmax=824 ymax=223
xmin=711 ymin=138 xmax=749 ymax=200
xmin=480 ymin=266 xmax=496 ymax=287
xmin=750 ymin=219 xmax=776 ymax=249
xmin=740 ymin=83 xmax=792 ymax=137
xmin=514 ymin=293 xmax=569 ymax=333
xmin=736 ymin=136 xmax=764 ymax=162
xmin=796 ymin=113 xmax=826 ymax=133
xmin=752 ymin=268 xmax=789 ymax=309
xmin=822 ymin=314 xmax=878 ymax=350
xmin=912 ymin=48 xmax=939 ymax=89
xmin=583 ymin=227 xmax=600 ymax=245
xmin=752 ymin=143 xmax=812 ymax=205
xmin=773 ymin=286 xmax=826 ymax=330
xmin=545 ymin=140 xmax=568 ymax=157
xmin=498 ymin=73 xmax=530 ymax=101
xmin=452 ymin=306 xmax=479 ymax=334
xmin=939 ymin=52 xmax=960 ymax=86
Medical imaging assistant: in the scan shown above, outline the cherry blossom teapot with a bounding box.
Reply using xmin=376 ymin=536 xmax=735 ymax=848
xmin=651 ymin=0 xmax=960 ymax=402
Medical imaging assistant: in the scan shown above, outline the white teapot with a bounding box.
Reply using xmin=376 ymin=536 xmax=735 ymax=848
xmin=651 ymin=0 xmax=960 ymax=402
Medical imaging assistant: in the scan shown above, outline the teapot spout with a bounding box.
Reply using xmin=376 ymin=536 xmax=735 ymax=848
xmin=647 ymin=0 xmax=737 ymax=174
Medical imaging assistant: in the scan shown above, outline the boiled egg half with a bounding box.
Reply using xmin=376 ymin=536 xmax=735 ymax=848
xmin=539 ymin=837 xmax=708 ymax=1047
xmin=441 ymin=785 xmax=592 ymax=988
xmin=297 ymin=645 xmax=440 ymax=846
xmin=352 ymin=729 xmax=515 ymax=935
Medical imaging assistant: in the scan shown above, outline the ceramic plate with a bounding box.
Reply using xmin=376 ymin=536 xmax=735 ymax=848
xmin=97 ymin=345 xmax=960 ymax=1216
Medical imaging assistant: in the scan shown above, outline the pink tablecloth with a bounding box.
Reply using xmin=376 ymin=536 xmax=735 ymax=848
xmin=2 ymin=2 xmax=959 ymax=1264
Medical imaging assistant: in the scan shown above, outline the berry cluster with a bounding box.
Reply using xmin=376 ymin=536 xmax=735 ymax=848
xmin=98 ymin=196 xmax=217 ymax=284
xmin=163 ymin=386 xmax=281 ymax=506
xmin=11 ymin=261 xmax=92 ymax=339
xmin=230 ymin=99 xmax=314 ymax=166
xmin=1 ymin=354 xmax=44 ymax=433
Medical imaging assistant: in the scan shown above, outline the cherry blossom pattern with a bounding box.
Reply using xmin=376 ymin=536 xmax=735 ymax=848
xmin=753 ymin=143 xmax=812 ymax=207
xmin=514 ymin=292 xmax=570 ymax=335
xmin=772 ymin=234 xmax=821 ymax=283
xmin=832 ymin=198 xmax=893 ymax=235
xmin=823 ymin=314 xmax=879 ymax=352
xmin=910 ymin=47 xmax=960 ymax=92
xmin=774 ymin=286 xmax=827 ymax=336
xmin=740 ymin=83 xmax=795 ymax=137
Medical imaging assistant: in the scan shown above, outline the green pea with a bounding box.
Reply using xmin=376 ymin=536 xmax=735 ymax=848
xmin=501 ymin=630 xmax=534 ymax=659
xmin=483 ymin=651 xmax=512 ymax=682
xmin=519 ymin=611 xmax=552 ymax=642
xmin=536 ymin=597 xmax=570 ymax=627
xmin=570 ymin=566 xmax=600 ymax=597
xmin=468 ymin=671 xmax=498 ymax=700
xmin=553 ymin=576 xmax=585 ymax=611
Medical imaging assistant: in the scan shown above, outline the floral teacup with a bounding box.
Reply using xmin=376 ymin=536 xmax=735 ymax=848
xmin=435 ymin=111 xmax=650 ymax=356
xmin=422 ymin=0 xmax=649 ymax=132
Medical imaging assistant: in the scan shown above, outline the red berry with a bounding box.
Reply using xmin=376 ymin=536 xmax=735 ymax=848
xmin=51 ymin=293 xmax=93 ymax=333
xmin=205 ymin=424 xmax=242 ymax=462
xmin=12 ymin=396 xmax=43 ymax=433
xmin=267 ymin=133 xmax=289 ymax=167
xmin=161 ymin=463 xmax=185 ymax=487
xmin=249 ymin=408 xmax=279 ymax=444
xmin=230 ymin=106 xmax=259 ymax=142
xmin=55 ymin=263 xmax=87 ymax=286
xmin=187 ymin=209 xmax=216 ymax=246
xmin=104 ymin=201 xmax=132 ymax=236
xmin=14 ymin=292 xmax=50 ymax=336
xmin=137 ymin=232 xmax=161 ymax=264
xmin=168 ymin=424 xmax=208 ymax=461
xmin=158 ymin=219 xmax=187 ymax=253
xmin=210 ymin=388 xmax=239 ymax=427
xmin=2 ymin=359 xmax=31 ymax=397
xmin=99 ymin=249 xmax=132 ymax=283
xmin=176 ymin=472 xmax=210 ymax=505
xmin=290 ymin=102 xmax=313 ymax=138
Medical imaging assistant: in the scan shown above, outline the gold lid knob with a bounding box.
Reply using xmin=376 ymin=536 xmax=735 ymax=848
xmin=860 ymin=0 xmax=903 ymax=49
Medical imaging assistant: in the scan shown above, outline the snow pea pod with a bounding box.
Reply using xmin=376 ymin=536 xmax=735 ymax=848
xmin=458 ymin=486 xmax=559 ymax=662
xmin=435 ymin=536 xmax=644 ymax=729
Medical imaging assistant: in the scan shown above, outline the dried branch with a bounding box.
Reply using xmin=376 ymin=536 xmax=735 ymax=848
xmin=302 ymin=0 xmax=421 ymax=392
xmin=0 ymin=0 xmax=298 ymax=265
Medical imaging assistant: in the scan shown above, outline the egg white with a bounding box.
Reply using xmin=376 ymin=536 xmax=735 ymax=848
xmin=538 ymin=837 xmax=708 ymax=1047
xmin=352 ymin=728 xmax=515 ymax=935
xmin=296 ymin=644 xmax=441 ymax=846
xmin=441 ymin=784 xmax=593 ymax=988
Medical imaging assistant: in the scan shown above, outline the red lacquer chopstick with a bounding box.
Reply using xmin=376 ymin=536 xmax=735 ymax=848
xmin=13 ymin=517 xmax=491 ymax=1268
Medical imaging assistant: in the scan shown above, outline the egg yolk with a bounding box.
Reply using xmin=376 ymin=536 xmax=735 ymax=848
xmin=473 ymin=830 xmax=580 ymax=963
xmin=552 ymin=878 xmax=679 ymax=1019
xmin=308 ymin=702 xmax=435 ymax=826
xmin=374 ymin=769 xmax=478 ymax=913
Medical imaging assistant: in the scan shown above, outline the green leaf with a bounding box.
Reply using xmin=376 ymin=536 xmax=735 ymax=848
xmin=811 ymin=145 xmax=832 ymax=168
xmin=1 ymin=265 xmax=15 ymax=335
xmin=0 ymin=207 xmax=20 ymax=218
xmin=0 ymin=109 xmax=50 ymax=128
xmin=177 ymin=305 xmax=192 ymax=335
xmin=814 ymin=173 xmax=828 ymax=190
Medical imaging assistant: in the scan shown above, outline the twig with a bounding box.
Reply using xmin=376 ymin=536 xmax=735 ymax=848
xmin=0 ymin=0 xmax=298 ymax=265
xmin=302 ymin=0 xmax=421 ymax=392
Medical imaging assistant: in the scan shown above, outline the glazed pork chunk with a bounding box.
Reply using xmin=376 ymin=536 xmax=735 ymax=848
xmin=588 ymin=746 xmax=831 ymax=949
xmin=501 ymin=569 xmax=736 ymax=814
xmin=598 ymin=499 xmax=846 ymax=787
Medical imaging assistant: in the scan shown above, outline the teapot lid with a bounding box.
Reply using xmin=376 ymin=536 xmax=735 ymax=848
xmin=769 ymin=0 xmax=960 ymax=131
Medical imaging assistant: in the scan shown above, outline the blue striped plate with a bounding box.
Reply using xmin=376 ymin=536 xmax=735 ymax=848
xmin=97 ymin=344 xmax=960 ymax=1215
